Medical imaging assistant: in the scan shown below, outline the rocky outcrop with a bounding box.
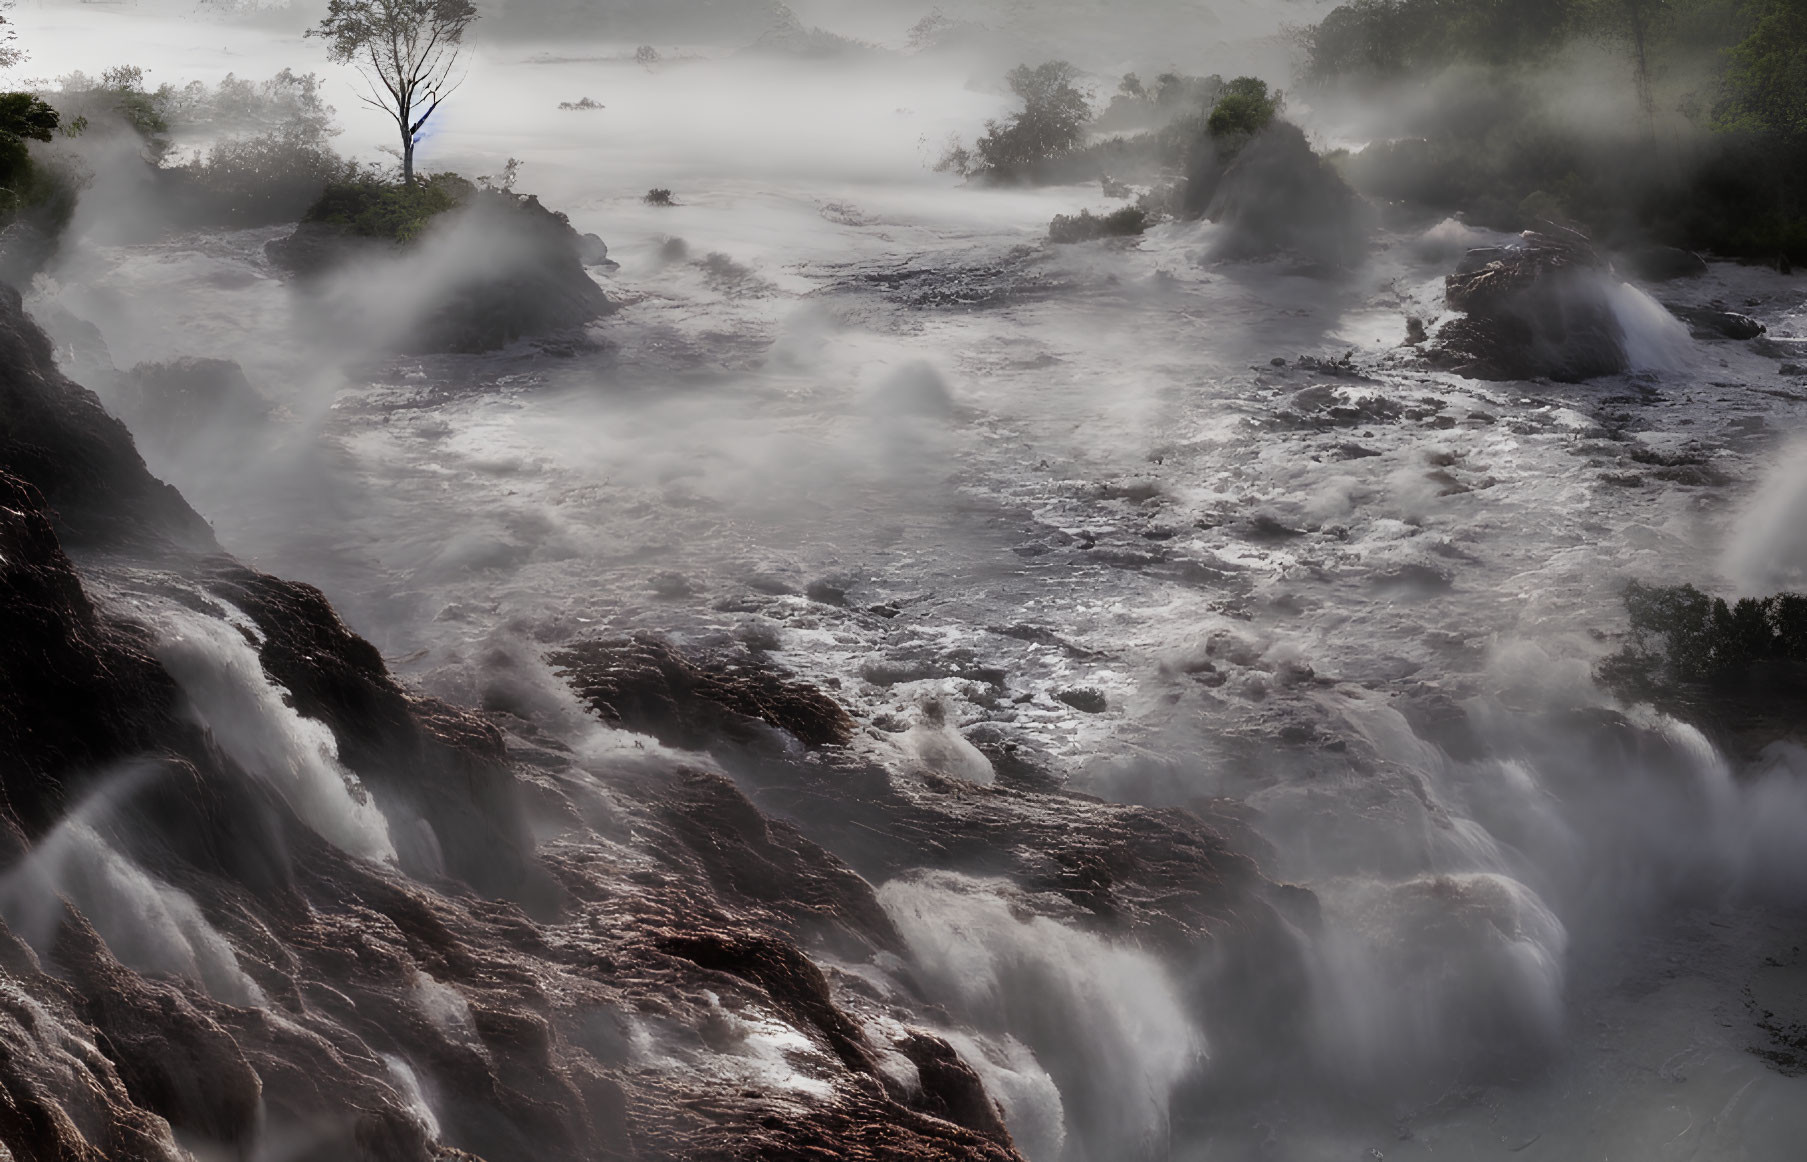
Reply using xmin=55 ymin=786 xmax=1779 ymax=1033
xmin=0 ymin=219 xmax=58 ymax=288
xmin=115 ymin=358 xmax=275 ymax=459
xmin=1666 ymin=303 xmax=1765 ymax=340
xmin=0 ymin=284 xmax=1306 ymax=1160
xmin=262 ymin=219 xmax=386 ymax=278
xmin=1426 ymin=230 xmax=1629 ymax=381
xmin=406 ymin=194 xmax=616 ymax=354
xmin=552 ymin=634 xmax=1315 ymax=1116
xmin=550 ymin=635 xmax=855 ymax=749
xmin=1618 ymin=244 xmax=1708 ymax=282
xmin=1184 ymin=122 xmax=1370 ymax=269
xmin=0 ymin=281 xmax=1060 ymax=1161
xmin=0 ymin=284 xmax=215 ymax=552
xmin=0 ymin=470 xmax=180 ymax=836
xmin=266 ymin=191 xmax=615 ymax=354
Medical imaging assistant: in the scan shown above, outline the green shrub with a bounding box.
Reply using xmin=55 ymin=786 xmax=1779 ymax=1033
xmin=303 ymin=171 xmax=473 ymax=243
xmin=1048 ymin=206 xmax=1147 ymax=242
xmin=47 ymin=66 xmax=175 ymax=160
xmin=1206 ymin=77 xmax=1281 ymax=141
xmin=165 ymin=131 xmax=349 ymax=228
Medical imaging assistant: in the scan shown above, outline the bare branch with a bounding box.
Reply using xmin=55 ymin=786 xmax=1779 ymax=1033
xmin=311 ymin=0 xmax=477 ymax=181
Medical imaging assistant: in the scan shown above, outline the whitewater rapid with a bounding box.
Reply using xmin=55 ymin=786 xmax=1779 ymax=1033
xmin=15 ymin=9 xmax=1807 ymax=1159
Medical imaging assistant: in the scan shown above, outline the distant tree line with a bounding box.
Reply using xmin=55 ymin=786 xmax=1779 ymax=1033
xmin=1302 ymin=0 xmax=1807 ymax=260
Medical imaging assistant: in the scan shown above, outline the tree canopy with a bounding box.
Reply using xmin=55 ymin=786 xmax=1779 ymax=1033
xmin=310 ymin=0 xmax=478 ymax=184
xmin=966 ymin=61 xmax=1092 ymax=178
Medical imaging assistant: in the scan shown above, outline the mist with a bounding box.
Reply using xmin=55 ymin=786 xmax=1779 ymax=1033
xmin=0 ymin=0 xmax=1804 ymax=1159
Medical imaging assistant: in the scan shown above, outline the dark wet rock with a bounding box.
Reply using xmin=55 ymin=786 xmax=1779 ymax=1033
xmin=56 ymin=913 xmax=264 ymax=1149
xmin=1666 ymin=304 xmax=1765 ymax=340
xmin=0 ymin=471 xmax=179 ymax=834
xmin=0 ymin=220 xmax=58 ymax=288
xmin=1185 ymin=122 xmax=1370 ymax=269
xmin=1244 ymin=515 xmax=1307 ymax=542
xmin=119 ymin=358 xmax=274 ymax=455
xmin=576 ymin=232 xmax=616 ymax=268
xmin=1296 ymin=353 xmax=1376 ymax=380
xmin=552 ymin=644 xmax=1315 ymax=1150
xmin=1619 ymin=245 xmax=1708 ymax=282
xmin=1278 ymin=384 xmax=1403 ymax=429
xmin=1093 ymin=480 xmax=1163 ymax=503
xmin=554 ymin=643 xmax=1295 ymax=951
xmin=268 ymin=193 xmax=614 ymax=354
xmin=710 ymin=1089 xmax=1023 ymax=1162
xmin=549 ymin=634 xmax=856 ymax=748
xmin=988 ymin=623 xmax=1103 ymax=660
xmin=1056 ymin=687 xmax=1109 ymax=713
xmin=0 ymin=944 xmax=186 ymax=1161
xmin=743 ymin=573 xmax=798 ymax=596
xmin=202 ymin=561 xmax=551 ymax=903
xmin=635 ymin=765 xmax=903 ymax=951
xmin=409 ymin=195 xmax=615 ymax=354
xmin=0 ymin=292 xmax=1050 ymax=1162
xmin=806 ymin=579 xmax=849 ymax=606
xmin=961 ymin=724 xmax=1063 ymax=794
xmin=655 ymin=928 xmax=878 ymax=1073
xmin=24 ymin=301 xmax=113 ymax=386
xmin=897 ymin=1032 xmax=1015 ymax=1145
xmin=1426 ymin=230 xmax=1629 ymax=382
xmin=842 ymin=249 xmax=1065 ymax=311
xmin=649 ymin=570 xmax=701 ymax=598
xmin=262 ymin=219 xmax=385 ymax=277
xmin=0 ymin=284 xmax=216 ymax=552
xmin=860 ymin=658 xmax=944 ymax=686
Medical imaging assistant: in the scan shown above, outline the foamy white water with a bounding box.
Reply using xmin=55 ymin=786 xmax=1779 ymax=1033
xmin=11 ymin=0 xmax=1807 ymax=1157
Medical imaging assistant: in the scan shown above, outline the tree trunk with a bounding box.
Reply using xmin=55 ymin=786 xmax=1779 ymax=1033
xmin=403 ymin=132 xmax=415 ymax=186
xmin=1628 ymin=2 xmax=1655 ymax=139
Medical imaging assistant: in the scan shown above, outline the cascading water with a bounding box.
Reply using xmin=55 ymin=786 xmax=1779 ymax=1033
xmin=1 ymin=2 xmax=1805 ymax=1160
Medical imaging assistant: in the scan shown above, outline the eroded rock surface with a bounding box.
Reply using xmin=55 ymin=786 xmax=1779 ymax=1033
xmin=0 ymin=276 xmax=1306 ymax=1161
xmin=1427 ymin=230 xmax=1629 ymax=381
xmin=266 ymin=192 xmax=614 ymax=354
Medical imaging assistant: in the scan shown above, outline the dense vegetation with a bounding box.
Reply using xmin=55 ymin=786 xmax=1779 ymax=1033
xmin=20 ymin=67 xmax=351 ymax=232
xmin=1204 ymin=76 xmax=1281 ymax=141
xmin=1599 ymin=582 xmax=1807 ymax=697
xmin=0 ymin=93 xmax=62 ymax=219
xmin=1304 ymin=0 xmax=1807 ymax=261
xmin=931 ymin=60 xmax=1358 ymax=263
xmin=1048 ymin=206 xmax=1146 ymax=243
xmin=942 ymin=64 xmax=1291 ymax=193
xmin=301 ymin=170 xmax=472 ymax=242
xmin=939 ymin=61 xmax=1093 ymax=182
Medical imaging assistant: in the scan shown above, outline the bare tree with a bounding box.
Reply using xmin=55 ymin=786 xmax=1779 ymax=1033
xmin=309 ymin=0 xmax=478 ymax=185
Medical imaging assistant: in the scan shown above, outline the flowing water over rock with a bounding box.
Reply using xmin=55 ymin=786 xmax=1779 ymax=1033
xmin=6 ymin=9 xmax=1807 ymax=1161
